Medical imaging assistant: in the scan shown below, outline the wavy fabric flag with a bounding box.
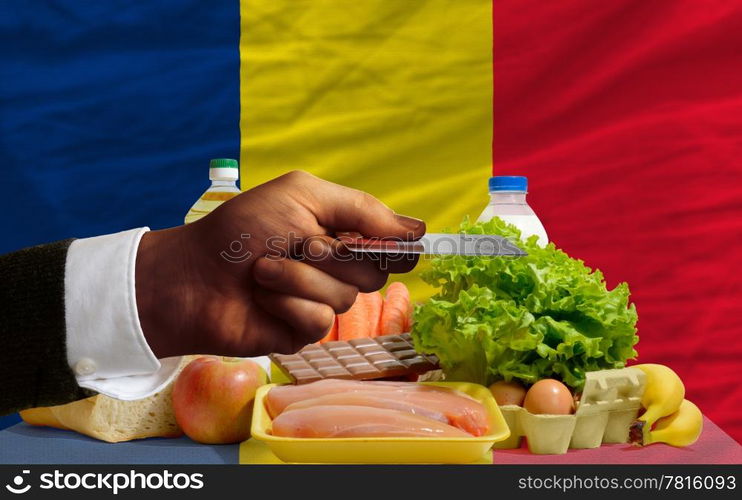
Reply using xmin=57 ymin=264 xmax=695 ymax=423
xmin=240 ymin=0 xmax=493 ymax=302
xmin=1 ymin=1 xmax=740 ymax=446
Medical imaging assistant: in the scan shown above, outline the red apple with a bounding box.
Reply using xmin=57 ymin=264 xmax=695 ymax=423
xmin=172 ymin=356 xmax=267 ymax=444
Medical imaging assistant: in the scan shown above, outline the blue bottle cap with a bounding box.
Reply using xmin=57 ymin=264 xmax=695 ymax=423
xmin=489 ymin=176 xmax=527 ymax=192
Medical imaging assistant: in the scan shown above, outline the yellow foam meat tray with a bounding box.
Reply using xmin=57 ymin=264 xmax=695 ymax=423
xmin=251 ymin=382 xmax=510 ymax=464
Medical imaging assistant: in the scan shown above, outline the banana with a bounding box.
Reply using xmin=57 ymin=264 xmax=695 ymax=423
xmin=641 ymin=399 xmax=703 ymax=447
xmin=629 ymin=364 xmax=685 ymax=445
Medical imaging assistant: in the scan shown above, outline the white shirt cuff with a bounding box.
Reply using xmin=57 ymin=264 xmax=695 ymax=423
xmin=64 ymin=227 xmax=180 ymax=400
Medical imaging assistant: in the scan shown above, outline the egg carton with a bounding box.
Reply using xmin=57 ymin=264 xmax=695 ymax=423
xmin=493 ymin=367 xmax=646 ymax=454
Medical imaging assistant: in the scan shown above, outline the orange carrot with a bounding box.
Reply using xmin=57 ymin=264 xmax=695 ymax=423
xmin=318 ymin=315 xmax=338 ymax=344
xmin=367 ymin=291 xmax=383 ymax=337
xmin=404 ymin=298 xmax=414 ymax=331
xmin=337 ymin=298 xmax=365 ymax=341
xmin=338 ymin=292 xmax=383 ymax=340
xmin=403 ymin=285 xmax=414 ymax=331
xmin=380 ymin=282 xmax=410 ymax=335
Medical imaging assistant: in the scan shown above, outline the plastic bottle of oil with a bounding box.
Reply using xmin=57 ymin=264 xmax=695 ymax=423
xmin=184 ymin=158 xmax=241 ymax=224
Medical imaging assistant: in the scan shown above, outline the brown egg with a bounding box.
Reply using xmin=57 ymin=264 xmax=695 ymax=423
xmin=523 ymin=379 xmax=574 ymax=415
xmin=489 ymin=380 xmax=527 ymax=406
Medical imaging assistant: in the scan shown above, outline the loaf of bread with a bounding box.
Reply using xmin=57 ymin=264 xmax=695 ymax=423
xmin=20 ymin=356 xmax=196 ymax=443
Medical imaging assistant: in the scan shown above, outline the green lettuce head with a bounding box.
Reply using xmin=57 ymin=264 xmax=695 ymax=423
xmin=411 ymin=217 xmax=638 ymax=390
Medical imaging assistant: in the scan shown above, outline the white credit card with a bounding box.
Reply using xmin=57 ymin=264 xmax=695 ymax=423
xmin=336 ymin=232 xmax=526 ymax=257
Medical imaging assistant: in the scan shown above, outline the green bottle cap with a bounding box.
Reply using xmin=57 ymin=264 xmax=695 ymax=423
xmin=209 ymin=158 xmax=238 ymax=169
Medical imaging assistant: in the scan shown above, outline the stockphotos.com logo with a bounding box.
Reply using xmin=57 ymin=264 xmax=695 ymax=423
xmin=5 ymin=470 xmax=31 ymax=494
xmin=4 ymin=469 xmax=203 ymax=495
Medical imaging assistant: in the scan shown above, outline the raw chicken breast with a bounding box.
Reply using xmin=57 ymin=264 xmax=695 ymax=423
xmin=265 ymin=379 xmax=415 ymax=417
xmin=266 ymin=380 xmax=490 ymax=436
xmin=283 ymin=393 xmax=449 ymax=424
xmin=271 ymin=405 xmax=473 ymax=438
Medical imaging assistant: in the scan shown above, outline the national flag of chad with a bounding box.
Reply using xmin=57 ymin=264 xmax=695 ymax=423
xmin=1 ymin=1 xmax=740 ymax=443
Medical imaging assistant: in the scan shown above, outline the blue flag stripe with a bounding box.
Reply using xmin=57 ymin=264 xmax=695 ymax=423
xmin=0 ymin=0 xmax=241 ymax=252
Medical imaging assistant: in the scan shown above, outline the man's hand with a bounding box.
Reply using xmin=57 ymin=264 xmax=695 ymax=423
xmin=135 ymin=171 xmax=425 ymax=358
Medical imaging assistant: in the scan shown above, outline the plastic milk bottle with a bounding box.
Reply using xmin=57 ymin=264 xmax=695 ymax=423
xmin=477 ymin=176 xmax=548 ymax=246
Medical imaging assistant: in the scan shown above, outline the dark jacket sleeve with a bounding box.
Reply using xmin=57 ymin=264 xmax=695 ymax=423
xmin=0 ymin=239 xmax=96 ymax=415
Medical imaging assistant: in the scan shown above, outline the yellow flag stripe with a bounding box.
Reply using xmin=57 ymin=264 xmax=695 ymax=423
xmin=239 ymin=0 xmax=492 ymax=303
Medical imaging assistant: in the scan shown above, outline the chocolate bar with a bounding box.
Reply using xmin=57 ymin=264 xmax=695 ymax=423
xmin=270 ymin=333 xmax=439 ymax=384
